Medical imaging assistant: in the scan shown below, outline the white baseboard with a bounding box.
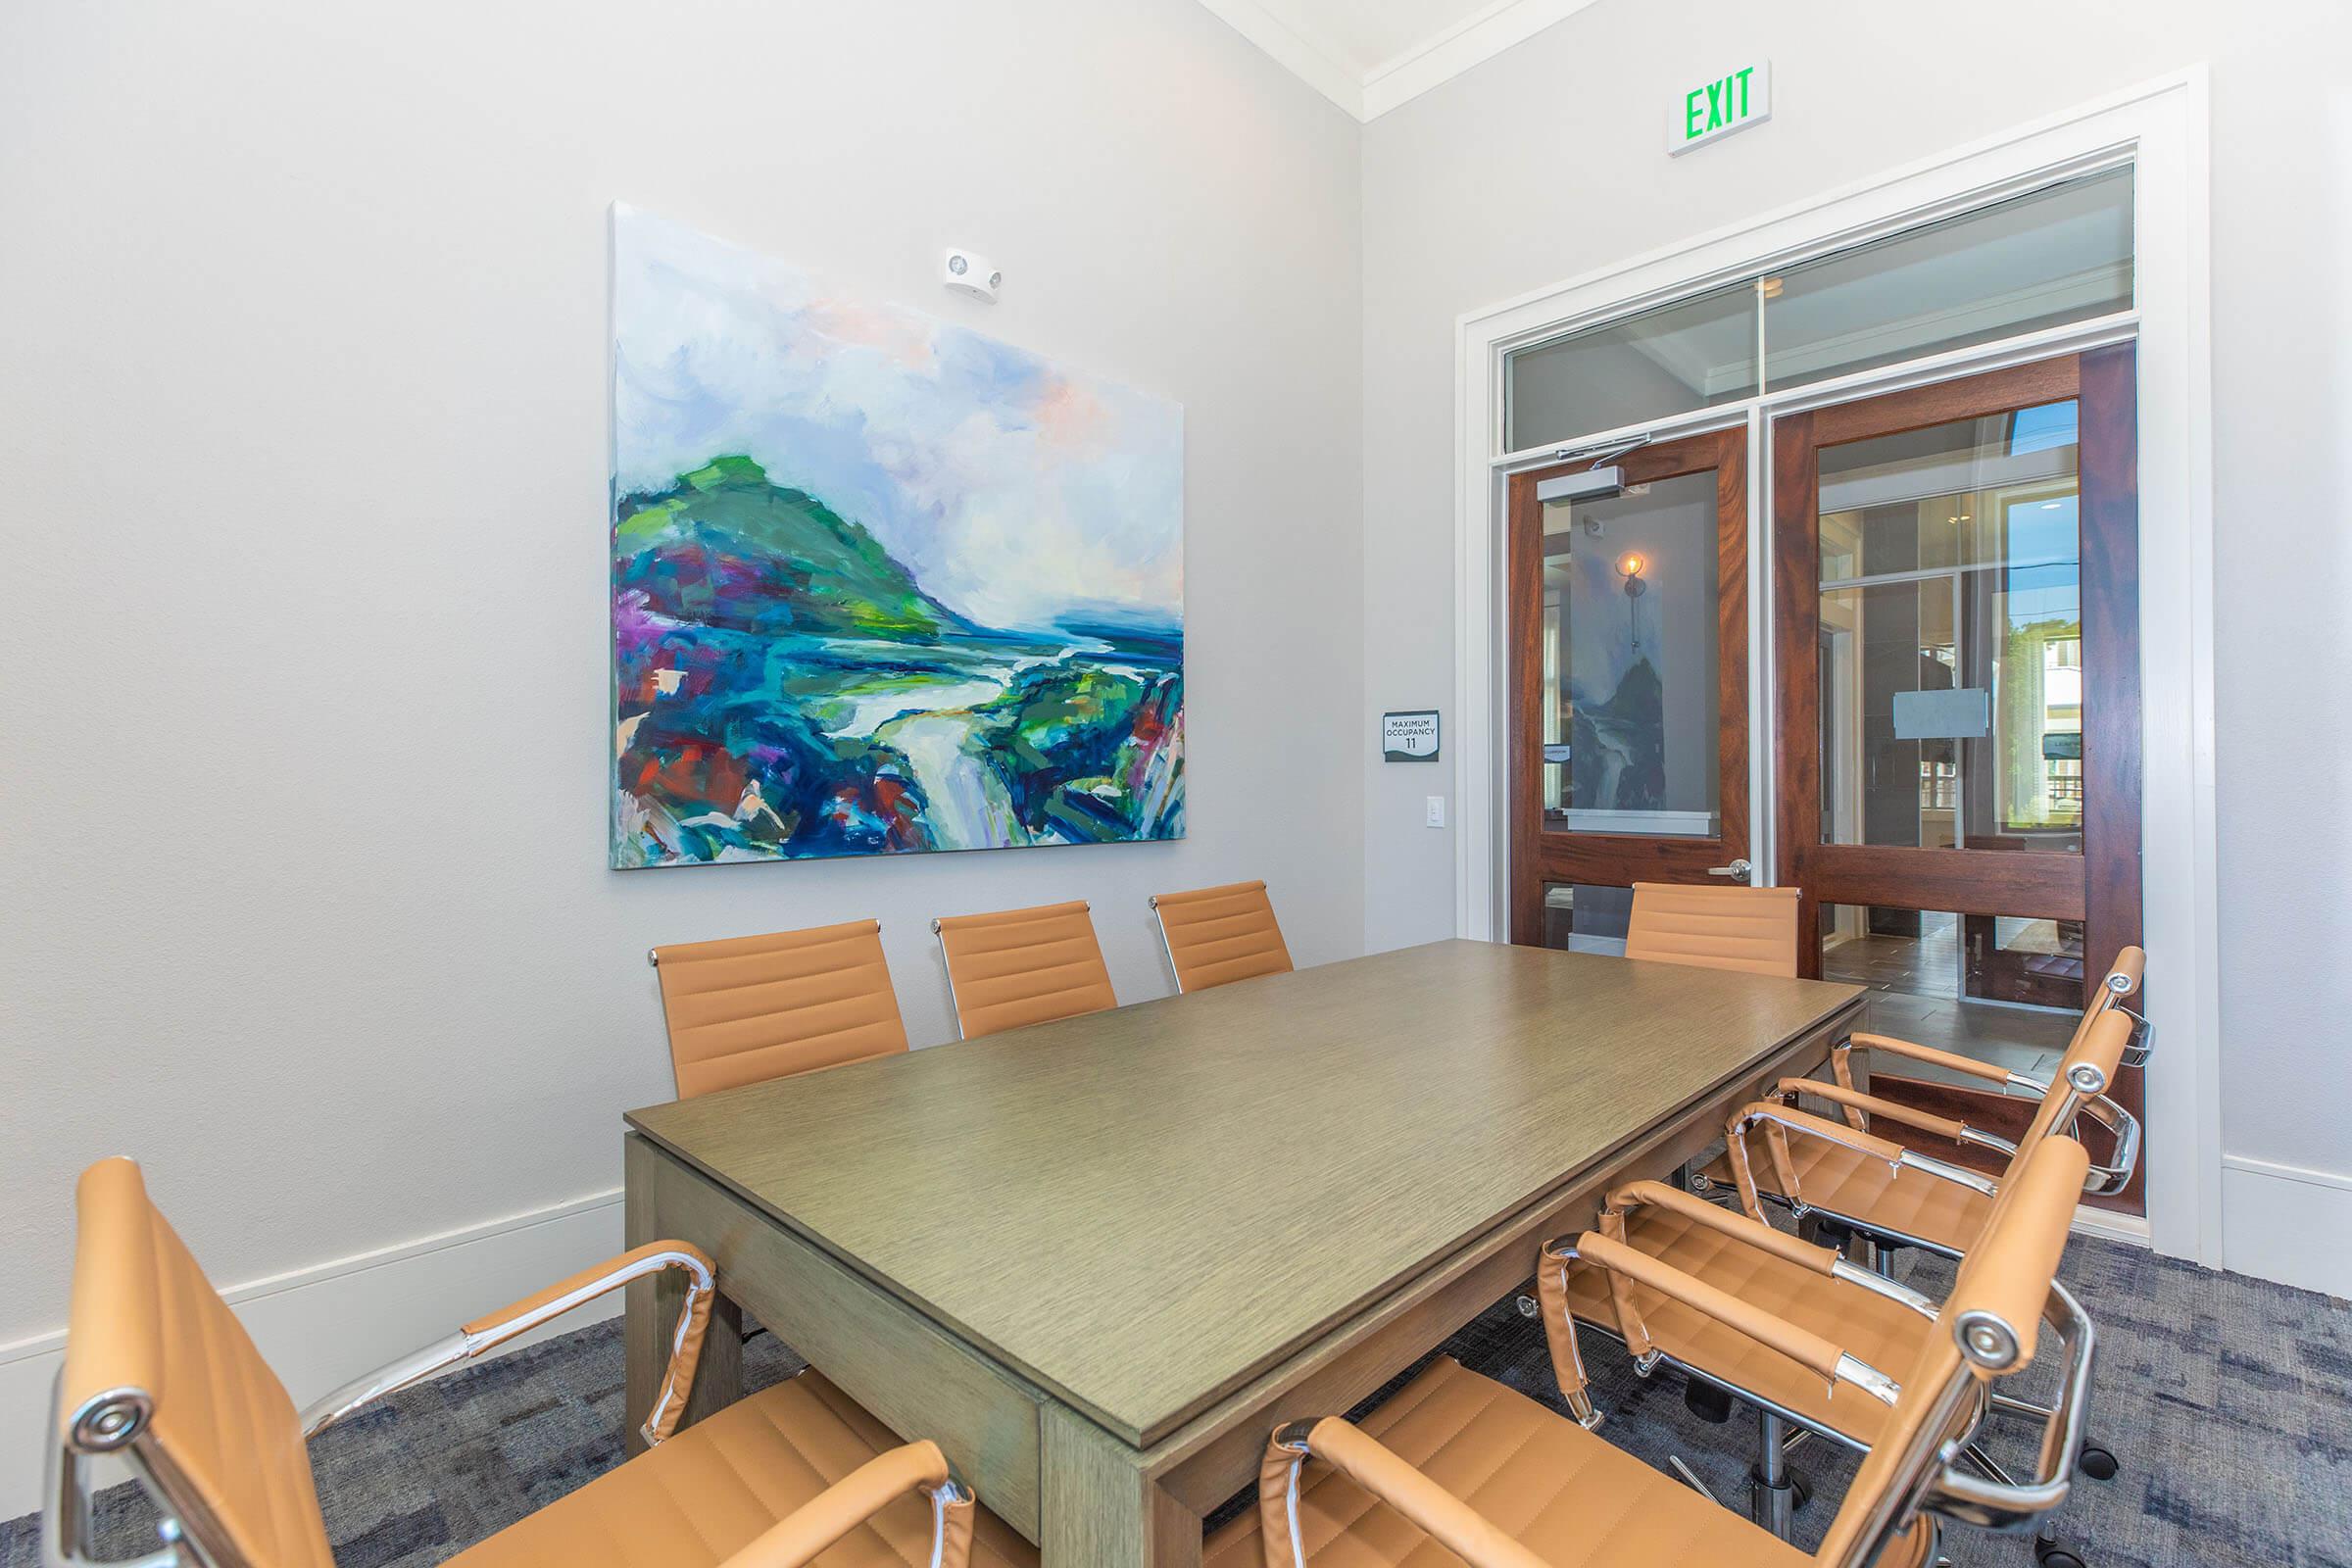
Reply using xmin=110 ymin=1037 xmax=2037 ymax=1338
xmin=2219 ymin=1154 xmax=2352 ymax=1300
xmin=2070 ymin=1203 xmax=2151 ymax=1249
xmin=0 ymin=1186 xmax=624 ymax=1523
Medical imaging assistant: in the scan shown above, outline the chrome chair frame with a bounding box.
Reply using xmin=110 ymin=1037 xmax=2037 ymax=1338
xmin=299 ymin=1245 xmax=714 ymax=1442
xmin=1701 ymin=1048 xmax=2143 ymax=1262
xmin=1145 ymin=894 xmax=1186 ymax=995
xmin=42 ymin=1246 xmax=979 ymax=1568
xmin=1540 ymin=1224 xmax=1927 ymax=1537
xmin=42 ymin=1245 xmax=718 ymax=1568
xmin=1505 ymin=1259 xmax=2117 ymax=1560
xmin=929 ymin=917 xmax=964 ymax=1040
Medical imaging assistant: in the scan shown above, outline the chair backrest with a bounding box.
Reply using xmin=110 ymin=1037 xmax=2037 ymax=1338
xmin=1151 ymin=880 xmax=1294 ymax=993
xmin=1624 ymin=882 xmax=1801 ymax=977
xmin=652 ymin=919 xmax=908 ymax=1098
xmin=54 ymin=1158 xmax=335 ymax=1568
xmin=1813 ymin=1134 xmax=2092 ymax=1566
xmin=934 ymin=900 xmax=1117 ymax=1039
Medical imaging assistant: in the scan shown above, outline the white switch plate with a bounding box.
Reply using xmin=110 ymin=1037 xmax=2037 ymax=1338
xmin=1425 ymin=796 xmax=1446 ymax=828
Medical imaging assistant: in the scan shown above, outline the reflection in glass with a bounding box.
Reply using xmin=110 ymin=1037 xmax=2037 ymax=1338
xmin=1506 ymin=282 xmax=1758 ymax=450
xmin=1499 ymin=168 xmax=2132 ymax=456
xmin=1539 ymin=882 xmax=1633 ymax=956
xmin=1541 ymin=470 xmax=1720 ymax=839
xmin=1765 ymin=168 xmax=2132 ymax=391
xmin=1818 ymin=904 xmax=2084 ymax=1079
xmin=1817 ymin=402 xmax=2082 ymax=854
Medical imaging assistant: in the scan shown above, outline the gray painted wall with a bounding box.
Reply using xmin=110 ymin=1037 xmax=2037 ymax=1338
xmin=0 ymin=0 xmax=1366 ymax=1345
xmin=1360 ymin=1 xmax=2351 ymax=1197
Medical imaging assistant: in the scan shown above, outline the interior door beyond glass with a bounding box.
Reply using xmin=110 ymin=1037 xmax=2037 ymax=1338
xmin=1508 ymin=427 xmax=1749 ymax=951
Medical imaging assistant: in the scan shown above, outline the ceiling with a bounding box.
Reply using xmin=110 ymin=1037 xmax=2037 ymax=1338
xmin=1194 ymin=0 xmax=1606 ymax=121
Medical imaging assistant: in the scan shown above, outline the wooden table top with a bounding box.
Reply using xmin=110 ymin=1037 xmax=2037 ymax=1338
xmin=626 ymin=939 xmax=1862 ymax=1447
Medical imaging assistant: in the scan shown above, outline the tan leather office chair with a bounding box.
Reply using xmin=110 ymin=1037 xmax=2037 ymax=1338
xmin=44 ymin=1157 xmax=1035 ymax=1568
xmin=933 ymin=900 xmax=1116 ymax=1039
xmin=1208 ymin=1136 xmax=2097 ymax=1568
xmin=1150 ymin=879 xmax=1294 ymax=993
xmin=1547 ymin=1049 xmax=2118 ymax=1540
xmin=1701 ymin=956 xmax=2147 ymax=1258
xmin=652 ymin=918 xmax=909 ymax=1098
xmin=1623 ymin=882 xmax=1801 ymax=978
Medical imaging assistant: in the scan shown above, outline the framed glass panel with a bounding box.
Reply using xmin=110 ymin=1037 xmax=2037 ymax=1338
xmin=1816 ymin=402 xmax=2082 ymax=854
xmin=1537 ymin=882 xmax=1633 ymax=955
xmin=1540 ymin=470 xmax=1721 ymax=839
xmin=1505 ymin=281 xmax=1758 ymax=450
xmin=1499 ymin=169 xmax=2132 ymax=457
xmin=1763 ymin=168 xmax=2132 ymax=393
xmin=1818 ymin=903 xmax=2083 ymax=1080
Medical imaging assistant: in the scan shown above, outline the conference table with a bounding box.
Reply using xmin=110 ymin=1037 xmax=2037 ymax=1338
xmin=621 ymin=938 xmax=1865 ymax=1567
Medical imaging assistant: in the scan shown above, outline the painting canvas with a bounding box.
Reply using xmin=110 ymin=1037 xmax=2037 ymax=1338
xmin=610 ymin=207 xmax=1184 ymax=868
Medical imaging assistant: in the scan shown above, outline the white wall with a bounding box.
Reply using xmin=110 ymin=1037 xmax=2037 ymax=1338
xmin=1360 ymin=0 xmax=2352 ymax=1292
xmin=0 ymin=0 xmax=1365 ymax=1512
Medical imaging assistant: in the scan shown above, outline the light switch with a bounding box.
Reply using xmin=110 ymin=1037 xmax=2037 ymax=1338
xmin=1425 ymin=796 xmax=1446 ymax=828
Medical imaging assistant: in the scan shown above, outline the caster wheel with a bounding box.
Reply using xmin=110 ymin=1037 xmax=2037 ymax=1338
xmin=1684 ymin=1378 xmax=1735 ymax=1424
xmin=1787 ymin=1465 xmax=1814 ymax=1512
xmin=2079 ymin=1444 xmax=2119 ymax=1481
xmin=2034 ymin=1544 xmax=2087 ymax=1568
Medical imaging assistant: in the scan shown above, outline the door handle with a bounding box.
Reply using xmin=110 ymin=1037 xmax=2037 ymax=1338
xmin=1707 ymin=858 xmax=1754 ymax=884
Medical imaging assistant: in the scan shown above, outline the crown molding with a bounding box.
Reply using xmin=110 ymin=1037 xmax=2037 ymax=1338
xmin=1195 ymin=0 xmax=1607 ymax=122
xmin=1360 ymin=0 xmax=1606 ymax=120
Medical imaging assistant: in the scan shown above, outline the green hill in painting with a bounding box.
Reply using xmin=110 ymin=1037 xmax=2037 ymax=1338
xmin=614 ymin=455 xmax=972 ymax=641
xmin=612 ymin=454 xmax=1184 ymax=867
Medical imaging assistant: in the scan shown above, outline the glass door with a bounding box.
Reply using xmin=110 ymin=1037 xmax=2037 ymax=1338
xmin=1508 ymin=427 xmax=1751 ymax=952
xmin=1771 ymin=348 xmax=2144 ymax=1209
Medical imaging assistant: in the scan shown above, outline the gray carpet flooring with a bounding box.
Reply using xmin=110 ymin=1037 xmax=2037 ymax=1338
xmin=8 ymin=1235 xmax=2346 ymax=1567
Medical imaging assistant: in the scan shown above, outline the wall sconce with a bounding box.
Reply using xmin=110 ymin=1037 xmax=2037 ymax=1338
xmin=1617 ymin=551 xmax=1646 ymax=654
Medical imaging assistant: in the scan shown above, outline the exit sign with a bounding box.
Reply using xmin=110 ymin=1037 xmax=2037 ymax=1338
xmin=1671 ymin=61 xmax=1771 ymax=156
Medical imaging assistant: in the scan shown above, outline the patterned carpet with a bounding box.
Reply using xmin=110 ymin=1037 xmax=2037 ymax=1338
xmin=8 ymin=1235 xmax=2346 ymax=1567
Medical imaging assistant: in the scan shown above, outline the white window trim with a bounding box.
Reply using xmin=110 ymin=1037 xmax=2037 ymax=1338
xmin=1449 ymin=68 xmax=2218 ymax=1266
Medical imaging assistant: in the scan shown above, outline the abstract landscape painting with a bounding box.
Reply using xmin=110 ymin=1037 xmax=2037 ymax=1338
xmin=611 ymin=207 xmax=1184 ymax=868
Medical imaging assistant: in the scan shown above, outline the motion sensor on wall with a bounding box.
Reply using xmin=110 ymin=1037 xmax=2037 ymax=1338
xmin=943 ymin=248 xmax=1002 ymax=303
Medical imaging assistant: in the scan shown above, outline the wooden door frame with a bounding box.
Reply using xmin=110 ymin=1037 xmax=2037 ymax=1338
xmin=1771 ymin=346 xmax=2146 ymax=1205
xmin=1507 ymin=426 xmax=1749 ymax=944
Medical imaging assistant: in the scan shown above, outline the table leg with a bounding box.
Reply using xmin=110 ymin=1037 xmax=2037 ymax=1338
xmin=1042 ymin=1405 xmax=1200 ymax=1568
xmin=624 ymin=1134 xmax=744 ymax=1454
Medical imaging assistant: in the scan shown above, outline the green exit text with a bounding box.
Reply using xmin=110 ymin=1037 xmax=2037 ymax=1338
xmin=1671 ymin=62 xmax=1771 ymax=156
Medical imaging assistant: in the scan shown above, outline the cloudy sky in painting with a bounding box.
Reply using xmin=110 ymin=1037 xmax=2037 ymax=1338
xmin=612 ymin=207 xmax=1183 ymax=636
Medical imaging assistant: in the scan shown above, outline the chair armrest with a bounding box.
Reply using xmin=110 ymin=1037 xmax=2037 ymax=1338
xmin=1259 ymin=1417 xmax=1553 ymax=1568
xmin=1778 ymin=1079 xmax=2021 ymax=1159
xmin=1834 ymin=1032 xmax=2041 ymax=1097
xmin=1603 ymin=1180 xmax=1936 ymax=1318
xmin=1725 ymin=1101 xmax=1999 ymax=1222
xmin=1556 ymin=1232 xmax=1902 ymax=1406
xmin=1722 ymin=1101 xmax=1905 ymax=1219
xmin=716 ymin=1441 xmax=974 ymax=1568
xmin=301 ymin=1241 xmax=716 ymax=1446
